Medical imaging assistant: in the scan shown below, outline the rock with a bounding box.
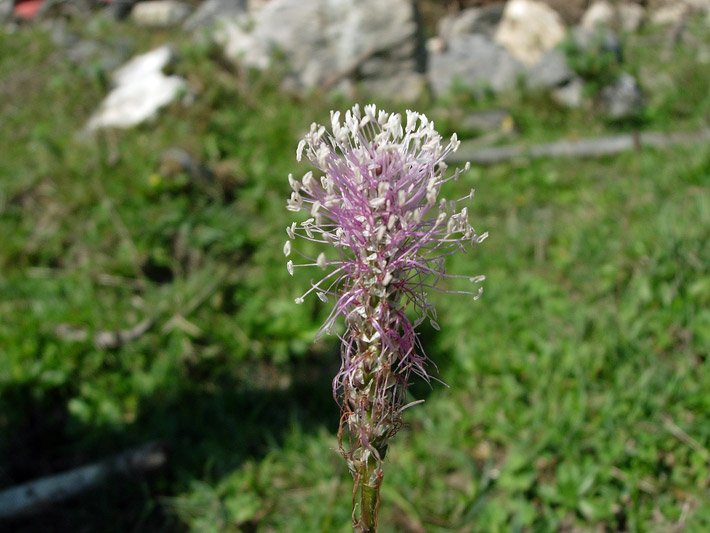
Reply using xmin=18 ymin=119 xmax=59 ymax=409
xmin=428 ymin=33 xmax=524 ymax=96
xmin=495 ymin=0 xmax=566 ymax=66
xmin=216 ymin=0 xmax=424 ymax=101
xmin=437 ymin=4 xmax=505 ymax=42
xmin=618 ymin=2 xmax=645 ymax=32
xmin=571 ymin=27 xmax=623 ymax=64
xmin=649 ymin=0 xmax=710 ymax=24
xmin=67 ymin=39 xmax=130 ymax=73
xmin=650 ymin=4 xmax=688 ymax=25
xmin=581 ymin=1 xmax=645 ymax=32
xmin=537 ymin=0 xmax=588 ymax=25
xmin=130 ymin=1 xmax=192 ymax=28
xmin=1 ymin=0 xmax=13 ymax=23
xmin=581 ymin=1 xmax=615 ymax=30
xmin=183 ymin=0 xmax=247 ymax=31
xmin=86 ymin=46 xmax=187 ymax=131
xmin=552 ymin=77 xmax=584 ymax=108
xmin=527 ymin=48 xmax=574 ymax=89
xmin=599 ymin=72 xmax=643 ymax=119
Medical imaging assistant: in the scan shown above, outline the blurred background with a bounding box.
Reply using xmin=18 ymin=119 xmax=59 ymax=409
xmin=0 ymin=0 xmax=708 ymax=530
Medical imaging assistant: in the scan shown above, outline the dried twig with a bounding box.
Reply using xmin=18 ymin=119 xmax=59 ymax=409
xmin=54 ymin=267 xmax=228 ymax=348
xmin=448 ymin=128 xmax=710 ymax=165
xmin=55 ymin=317 xmax=156 ymax=349
xmin=0 ymin=442 xmax=166 ymax=520
xmin=662 ymin=415 xmax=710 ymax=463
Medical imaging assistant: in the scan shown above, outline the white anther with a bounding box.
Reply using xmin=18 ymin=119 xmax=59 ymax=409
xmin=296 ymin=140 xmax=306 ymax=161
xmin=302 ymin=171 xmax=314 ymax=192
xmin=288 ymin=173 xmax=300 ymax=192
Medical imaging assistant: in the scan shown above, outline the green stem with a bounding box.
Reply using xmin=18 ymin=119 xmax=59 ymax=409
xmin=355 ymin=456 xmax=380 ymax=532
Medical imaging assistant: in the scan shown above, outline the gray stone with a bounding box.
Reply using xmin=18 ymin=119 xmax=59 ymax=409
xmin=527 ymin=48 xmax=574 ymax=89
xmin=437 ymin=4 xmax=505 ymax=42
xmin=183 ymin=0 xmax=247 ymax=31
xmin=131 ymin=1 xmax=192 ymax=27
xmin=552 ymin=77 xmax=584 ymax=108
xmin=1 ymin=0 xmax=14 ymax=23
xmin=86 ymin=46 xmax=187 ymax=131
xmin=599 ymin=72 xmax=644 ymax=119
xmin=495 ymin=0 xmax=566 ymax=66
xmin=428 ymin=34 xmax=524 ymax=96
xmin=581 ymin=1 xmax=615 ymax=31
xmin=571 ymin=27 xmax=623 ymax=63
xmin=215 ymin=0 xmax=424 ymax=100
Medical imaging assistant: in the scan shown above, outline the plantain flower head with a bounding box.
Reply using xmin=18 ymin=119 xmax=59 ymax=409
xmin=285 ymin=104 xmax=486 ymax=468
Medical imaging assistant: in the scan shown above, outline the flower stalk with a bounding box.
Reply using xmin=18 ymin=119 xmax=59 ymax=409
xmin=286 ymin=104 xmax=485 ymax=530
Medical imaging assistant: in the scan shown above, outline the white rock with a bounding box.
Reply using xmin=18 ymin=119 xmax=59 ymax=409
xmin=552 ymin=77 xmax=584 ymax=108
xmin=131 ymin=1 xmax=192 ymax=27
xmin=87 ymin=75 xmax=186 ymax=130
xmin=495 ymin=0 xmax=566 ymax=66
xmin=582 ymin=1 xmax=645 ymax=32
xmin=618 ymin=2 xmax=645 ymax=32
xmin=87 ymin=46 xmax=186 ymax=131
xmin=650 ymin=0 xmax=710 ymax=25
xmin=112 ymin=46 xmax=173 ymax=86
xmin=581 ymin=1 xmax=615 ymax=30
xmin=651 ymin=5 xmax=688 ymax=25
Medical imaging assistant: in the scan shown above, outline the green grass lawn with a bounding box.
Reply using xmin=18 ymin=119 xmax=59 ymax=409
xmin=0 ymin=14 xmax=708 ymax=532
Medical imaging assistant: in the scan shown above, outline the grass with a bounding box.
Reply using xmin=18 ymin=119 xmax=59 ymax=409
xmin=1 ymin=12 xmax=709 ymax=532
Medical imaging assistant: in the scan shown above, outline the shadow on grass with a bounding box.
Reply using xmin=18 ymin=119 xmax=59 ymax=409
xmin=0 ymin=349 xmax=344 ymax=532
xmin=0 ymin=325 xmax=451 ymax=532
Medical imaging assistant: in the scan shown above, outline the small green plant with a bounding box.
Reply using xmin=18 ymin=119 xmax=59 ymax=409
xmin=562 ymin=31 xmax=623 ymax=94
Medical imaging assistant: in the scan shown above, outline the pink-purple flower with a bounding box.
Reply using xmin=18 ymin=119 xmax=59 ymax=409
xmin=285 ymin=104 xmax=485 ymax=528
